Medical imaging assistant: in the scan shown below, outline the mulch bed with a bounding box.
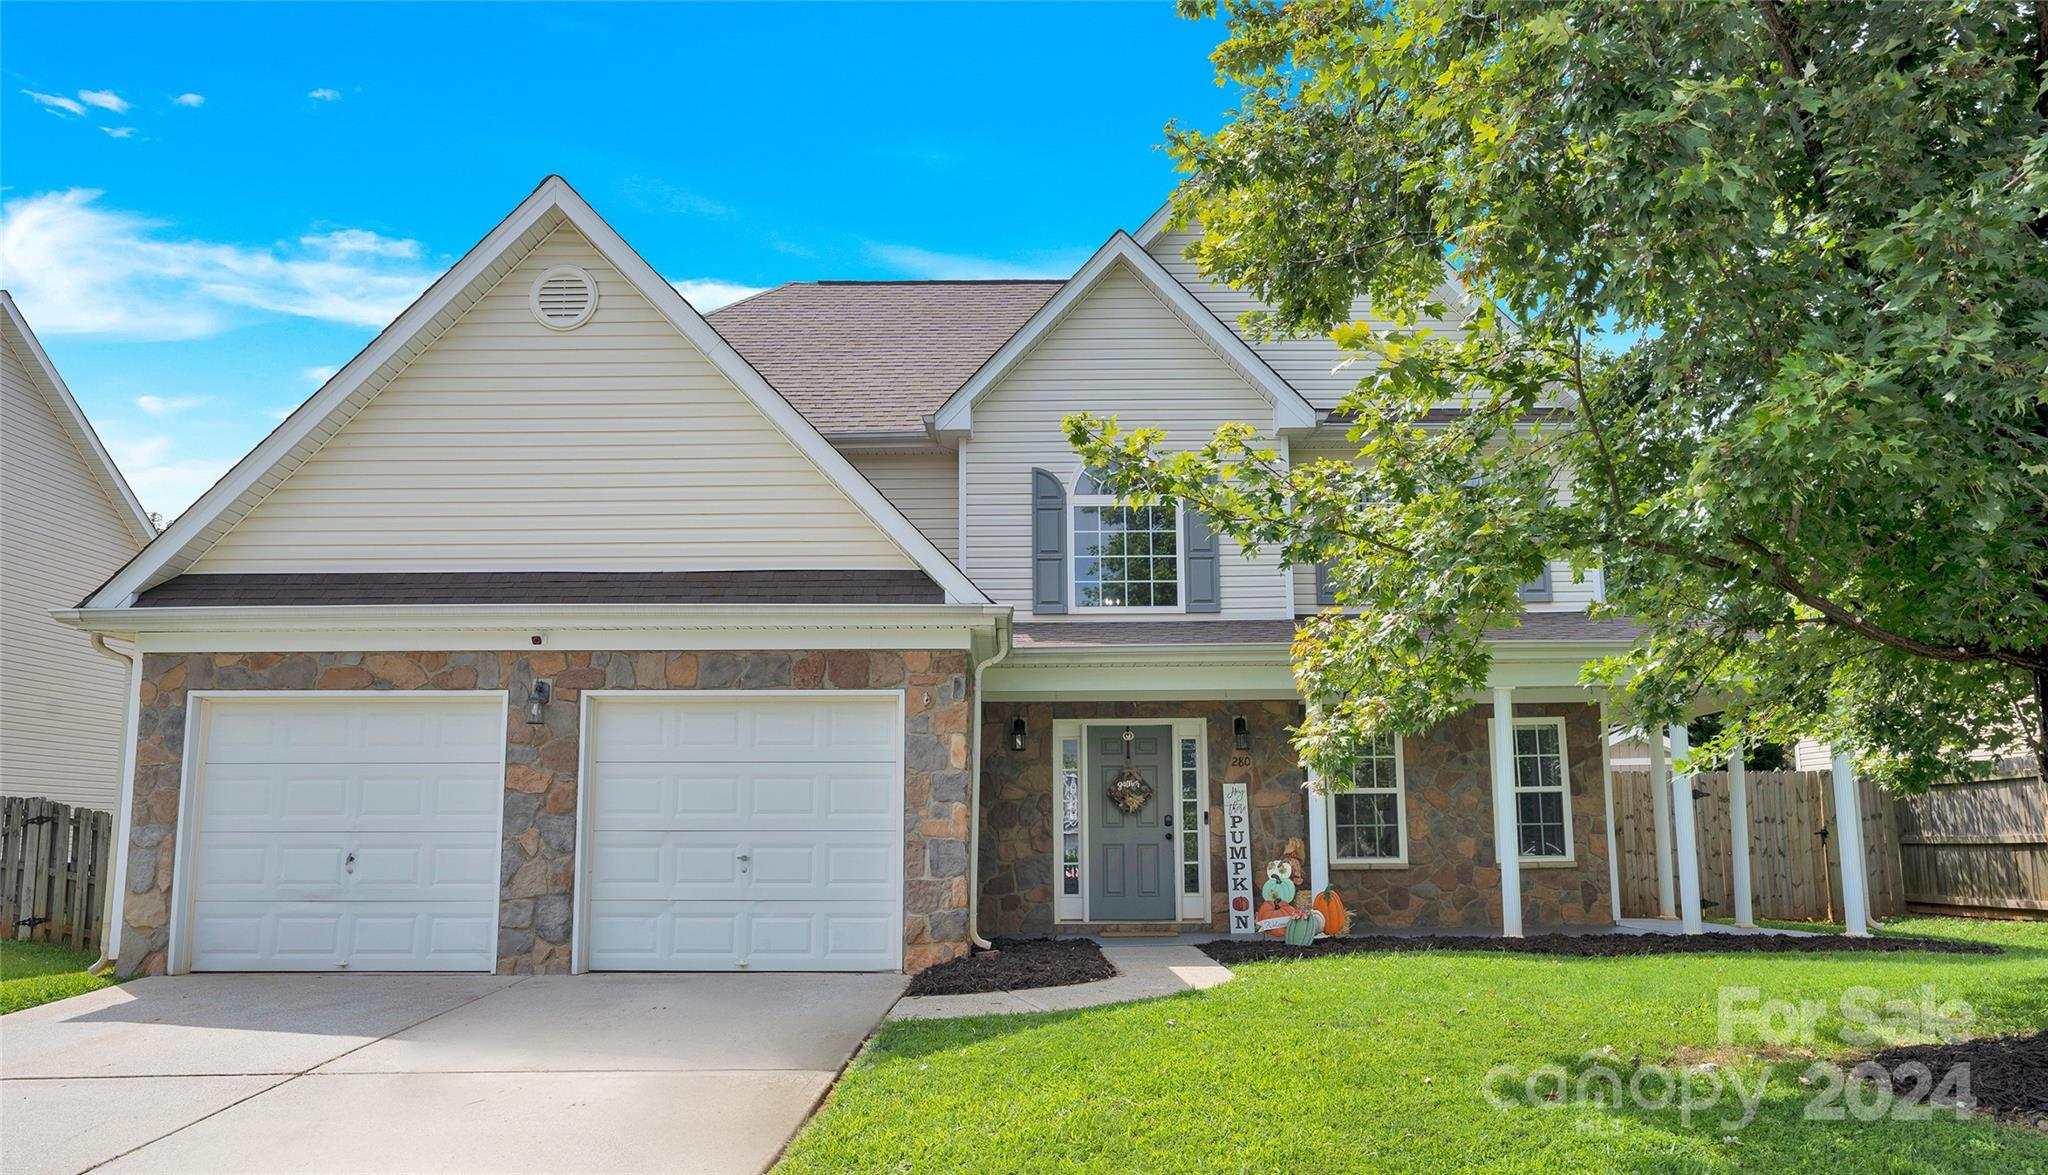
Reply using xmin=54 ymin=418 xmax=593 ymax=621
xmin=1199 ymin=931 xmax=2001 ymax=965
xmin=904 ymin=937 xmax=1118 ymax=997
xmin=1863 ymin=1030 xmax=2048 ymax=1126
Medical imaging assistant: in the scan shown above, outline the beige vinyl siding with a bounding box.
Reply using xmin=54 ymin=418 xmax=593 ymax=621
xmin=1147 ymin=227 xmax=1470 ymax=412
xmin=1 ymin=338 xmax=142 ymax=808
xmin=192 ymin=225 xmax=915 ymax=574
xmin=1288 ymin=428 xmax=1603 ymax=613
xmin=842 ymin=449 xmax=958 ymax=560
xmin=963 ymin=261 xmax=1290 ymax=619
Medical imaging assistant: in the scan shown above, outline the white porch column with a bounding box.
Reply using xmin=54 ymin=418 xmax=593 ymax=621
xmin=1489 ymin=687 xmax=1524 ymax=937
xmin=1306 ymin=769 xmax=1331 ymax=895
xmin=1598 ymin=705 xmax=1622 ymax=924
xmin=1648 ymin=727 xmax=1676 ymax=918
xmin=1667 ymin=723 xmax=1704 ymax=934
xmin=1830 ymin=751 xmax=1872 ymax=936
xmin=1727 ymin=748 xmax=1755 ymax=927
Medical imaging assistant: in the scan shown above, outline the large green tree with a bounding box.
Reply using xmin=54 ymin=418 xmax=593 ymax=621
xmin=1069 ymin=0 xmax=2048 ymax=789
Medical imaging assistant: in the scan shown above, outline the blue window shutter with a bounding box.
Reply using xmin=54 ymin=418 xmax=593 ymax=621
xmin=1183 ymin=504 xmax=1221 ymax=613
xmin=1518 ymin=563 xmax=1554 ymax=603
xmin=1314 ymin=562 xmax=1337 ymax=607
xmin=1031 ymin=468 xmax=1068 ymax=614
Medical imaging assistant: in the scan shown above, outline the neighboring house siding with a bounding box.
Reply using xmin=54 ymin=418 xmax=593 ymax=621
xmin=1146 ymin=227 xmax=1470 ymax=412
xmin=842 ymin=449 xmax=958 ymax=560
xmin=190 ymin=225 xmax=917 ymax=574
xmin=0 ymin=336 xmax=140 ymax=808
xmin=961 ymin=262 xmax=1291 ymax=619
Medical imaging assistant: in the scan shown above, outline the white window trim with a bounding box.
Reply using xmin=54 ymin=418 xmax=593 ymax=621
xmin=1068 ymin=472 xmax=1187 ymax=615
xmin=1326 ymin=735 xmax=1409 ymax=867
xmin=1511 ymin=716 xmax=1575 ymax=865
xmin=1052 ymin=718 xmax=1209 ymax=923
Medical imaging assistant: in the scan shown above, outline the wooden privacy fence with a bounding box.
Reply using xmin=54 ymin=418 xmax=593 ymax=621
xmin=1893 ymin=759 xmax=2045 ymax=916
xmin=0 ymin=797 xmax=115 ymax=950
xmin=1614 ymin=769 xmax=1903 ymax=923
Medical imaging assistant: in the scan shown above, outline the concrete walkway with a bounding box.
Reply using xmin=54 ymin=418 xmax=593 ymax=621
xmin=2 ymin=971 xmax=905 ymax=1175
xmin=888 ymin=940 xmax=1233 ymax=1020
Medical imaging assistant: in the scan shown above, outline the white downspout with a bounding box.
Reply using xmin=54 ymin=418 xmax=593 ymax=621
xmin=87 ymin=634 xmax=141 ymax=974
xmin=965 ymin=614 xmax=1013 ymax=951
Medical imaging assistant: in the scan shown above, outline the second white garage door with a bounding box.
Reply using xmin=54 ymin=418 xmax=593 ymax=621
xmin=582 ymin=693 xmax=902 ymax=972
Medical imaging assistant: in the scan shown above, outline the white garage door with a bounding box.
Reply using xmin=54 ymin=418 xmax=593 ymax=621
xmin=584 ymin=694 xmax=902 ymax=971
xmin=185 ymin=696 xmax=502 ymax=972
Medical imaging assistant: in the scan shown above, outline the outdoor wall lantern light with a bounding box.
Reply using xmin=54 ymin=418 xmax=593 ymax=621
xmin=1009 ymin=716 xmax=1028 ymax=752
xmin=526 ymin=680 xmax=552 ymax=725
xmin=1233 ymin=715 xmax=1251 ymax=751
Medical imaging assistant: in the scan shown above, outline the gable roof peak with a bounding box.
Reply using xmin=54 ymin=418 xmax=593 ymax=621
xmin=928 ymin=230 xmax=1316 ymax=437
xmin=80 ymin=180 xmax=988 ymax=609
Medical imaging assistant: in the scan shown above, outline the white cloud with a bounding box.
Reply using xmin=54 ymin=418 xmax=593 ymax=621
xmin=24 ymin=90 xmax=87 ymax=116
xmin=101 ymin=126 xmax=137 ymax=139
xmin=172 ymin=93 xmax=205 ymax=107
xmin=108 ymin=436 xmax=234 ymax=522
xmin=136 ymin=394 xmax=213 ymax=416
xmin=79 ymin=89 xmax=129 ymax=114
xmin=0 ymin=189 xmax=438 ymax=339
xmin=303 ymin=365 xmax=338 ymax=385
xmin=670 ymin=278 xmax=767 ymax=311
xmin=308 ymin=88 xmax=340 ymax=102
xmin=866 ymin=242 xmax=1082 ymax=280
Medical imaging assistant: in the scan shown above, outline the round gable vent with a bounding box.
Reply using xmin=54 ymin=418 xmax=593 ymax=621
xmin=530 ymin=266 xmax=598 ymax=330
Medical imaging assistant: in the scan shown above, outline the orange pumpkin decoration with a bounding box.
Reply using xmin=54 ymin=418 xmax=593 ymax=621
xmin=1312 ymin=889 xmax=1349 ymax=937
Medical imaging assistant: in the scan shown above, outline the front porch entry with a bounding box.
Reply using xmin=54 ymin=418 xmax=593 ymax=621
xmin=1053 ymin=718 xmax=1211 ymax=925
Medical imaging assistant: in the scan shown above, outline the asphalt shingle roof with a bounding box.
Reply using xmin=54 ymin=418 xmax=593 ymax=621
xmin=707 ymin=281 xmax=1063 ymax=435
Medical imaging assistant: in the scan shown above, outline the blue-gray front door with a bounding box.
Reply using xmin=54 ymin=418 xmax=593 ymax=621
xmin=1087 ymin=725 xmax=1176 ymax=921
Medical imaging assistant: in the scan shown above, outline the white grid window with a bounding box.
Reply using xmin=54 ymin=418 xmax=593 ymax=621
xmin=1513 ymin=720 xmax=1572 ymax=861
xmin=1072 ymin=472 xmax=1180 ymax=609
xmin=1059 ymin=736 xmax=1081 ymax=896
xmin=1179 ymin=737 xmax=1201 ymax=893
xmin=1330 ymin=735 xmax=1405 ymax=864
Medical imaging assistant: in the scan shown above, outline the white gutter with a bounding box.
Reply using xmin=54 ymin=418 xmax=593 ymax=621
xmin=86 ymin=635 xmax=140 ymax=974
xmin=965 ymin=613 xmax=1015 ymax=951
xmin=55 ymin=602 xmax=1012 ymax=636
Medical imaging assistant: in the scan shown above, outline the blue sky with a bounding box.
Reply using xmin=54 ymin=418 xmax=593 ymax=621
xmin=2 ymin=2 xmax=1234 ymax=521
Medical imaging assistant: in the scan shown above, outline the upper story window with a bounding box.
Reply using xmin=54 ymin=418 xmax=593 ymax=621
xmin=1072 ymin=471 xmax=1182 ymax=610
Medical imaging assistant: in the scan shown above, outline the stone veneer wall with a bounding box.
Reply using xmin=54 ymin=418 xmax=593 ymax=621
xmin=1325 ymin=701 xmax=1611 ymax=929
xmin=976 ymin=699 xmax=1610 ymax=935
xmin=979 ymin=700 xmax=1308 ymax=936
xmin=124 ymin=649 xmax=973 ymax=977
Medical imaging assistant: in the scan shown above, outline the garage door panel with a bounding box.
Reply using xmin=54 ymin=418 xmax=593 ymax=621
xmin=587 ymin=830 xmax=896 ymax=902
xmin=584 ymin=900 xmax=897 ymax=971
xmin=204 ymin=701 xmax=501 ymax=764
xmin=198 ymin=764 xmax=500 ymax=832
xmin=588 ymin=763 xmax=897 ymax=831
xmin=192 ymin=832 xmax=499 ymax=902
xmin=188 ymin=697 xmax=501 ymax=973
xmin=189 ymin=901 xmax=496 ymax=972
xmin=592 ymin=698 xmax=896 ymax=763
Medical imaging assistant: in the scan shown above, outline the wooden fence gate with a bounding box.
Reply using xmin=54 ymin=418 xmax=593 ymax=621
xmin=1613 ymin=769 xmax=1903 ymax=922
xmin=0 ymin=797 xmax=115 ymax=950
xmin=1893 ymin=759 xmax=2045 ymax=916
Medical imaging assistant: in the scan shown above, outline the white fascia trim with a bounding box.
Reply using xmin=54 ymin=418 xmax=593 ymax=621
xmin=1 ymin=292 xmax=155 ymax=547
xmin=83 ymin=177 xmax=989 ymax=610
xmin=57 ymin=602 xmax=1007 ymax=636
xmin=1132 ymin=200 xmax=1175 ymax=247
xmin=930 ymin=232 xmax=1316 ymax=437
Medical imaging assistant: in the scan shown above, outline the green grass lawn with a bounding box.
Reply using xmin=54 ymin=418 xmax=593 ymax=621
xmin=781 ymin=916 xmax=2048 ymax=1173
xmin=0 ymin=939 xmax=118 ymax=1015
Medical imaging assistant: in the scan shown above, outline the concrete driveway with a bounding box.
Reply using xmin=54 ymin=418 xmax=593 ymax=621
xmin=1 ymin=971 xmax=906 ymax=1174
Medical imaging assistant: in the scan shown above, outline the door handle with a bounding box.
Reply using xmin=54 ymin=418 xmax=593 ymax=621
xmin=344 ymin=851 xmax=356 ymax=873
